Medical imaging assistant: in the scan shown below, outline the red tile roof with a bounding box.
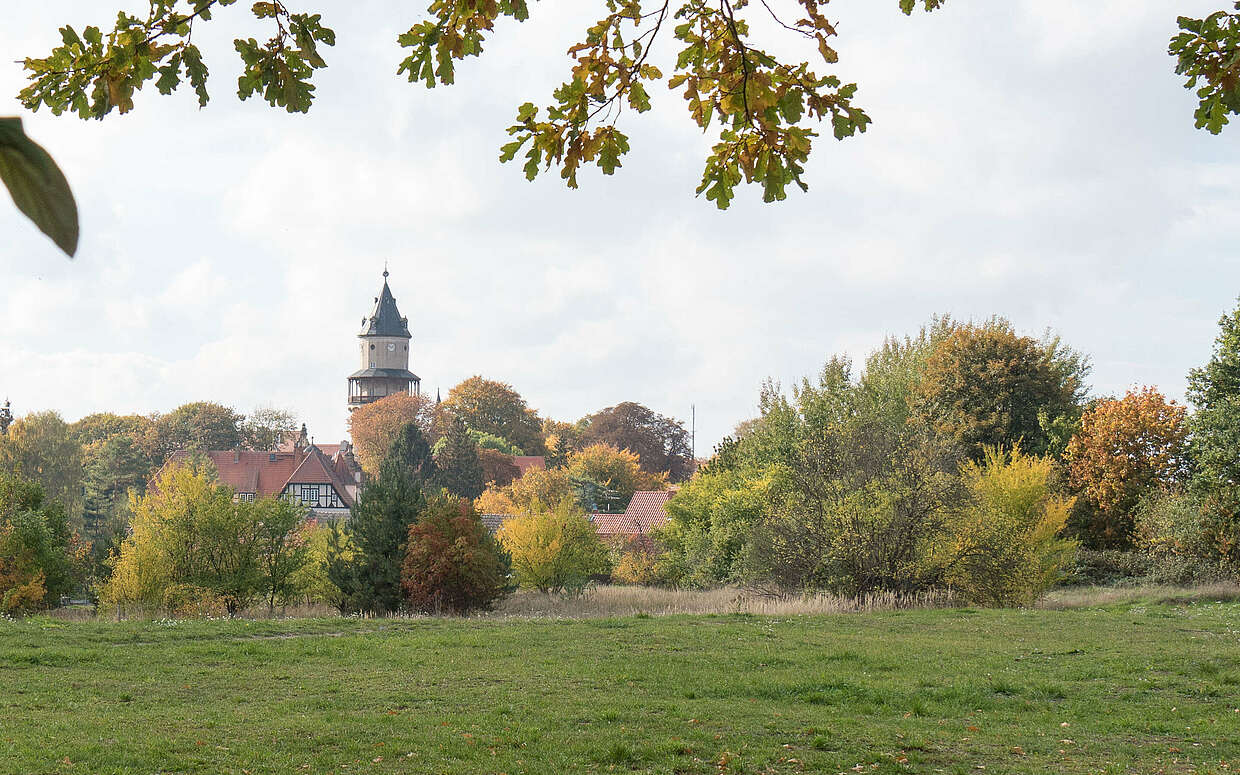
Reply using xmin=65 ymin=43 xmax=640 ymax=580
xmin=590 ymin=490 xmax=674 ymax=537
xmin=163 ymin=445 xmax=356 ymax=508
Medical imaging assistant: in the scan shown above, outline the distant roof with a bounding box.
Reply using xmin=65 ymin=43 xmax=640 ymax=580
xmin=164 ymin=446 xmax=357 ymax=509
xmin=591 ymin=490 xmax=673 ymax=536
xmin=360 ymin=272 xmax=412 ymax=339
xmin=348 ymin=367 xmax=420 ymax=380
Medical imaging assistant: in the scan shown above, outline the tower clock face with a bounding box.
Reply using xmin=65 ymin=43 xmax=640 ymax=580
xmin=386 ymin=343 xmax=396 ymax=352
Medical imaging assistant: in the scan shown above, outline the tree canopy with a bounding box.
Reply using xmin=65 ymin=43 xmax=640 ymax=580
xmin=442 ymin=376 xmax=544 ymax=455
xmin=12 ymin=1 xmax=1233 ymax=214
xmin=580 ymin=402 xmax=692 ymax=482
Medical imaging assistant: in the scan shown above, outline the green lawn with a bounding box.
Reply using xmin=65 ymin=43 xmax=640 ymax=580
xmin=2 ymin=603 xmax=1239 ymax=774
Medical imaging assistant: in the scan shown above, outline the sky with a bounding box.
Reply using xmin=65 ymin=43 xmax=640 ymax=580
xmin=2 ymin=0 xmax=1238 ymax=455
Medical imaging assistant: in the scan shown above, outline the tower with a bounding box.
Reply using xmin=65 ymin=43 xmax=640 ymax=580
xmin=348 ymin=270 xmax=420 ymax=410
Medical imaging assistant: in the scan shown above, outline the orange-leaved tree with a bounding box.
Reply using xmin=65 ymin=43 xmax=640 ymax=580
xmin=1066 ymin=387 xmax=1189 ymax=549
xmin=401 ymin=493 xmax=509 ymax=614
xmin=347 ymin=393 xmax=435 ymax=474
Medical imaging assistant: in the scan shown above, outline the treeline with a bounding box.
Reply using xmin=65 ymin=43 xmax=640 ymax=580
xmin=653 ymin=305 xmax=1240 ymax=603
xmin=348 ymin=379 xmax=693 ymax=508
xmin=0 ymin=375 xmax=692 ymax=614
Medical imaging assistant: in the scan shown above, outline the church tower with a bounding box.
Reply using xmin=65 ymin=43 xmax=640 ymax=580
xmin=348 ymin=270 xmax=420 ymax=410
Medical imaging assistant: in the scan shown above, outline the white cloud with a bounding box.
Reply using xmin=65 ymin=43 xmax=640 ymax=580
xmin=1 ymin=0 xmax=1238 ymax=452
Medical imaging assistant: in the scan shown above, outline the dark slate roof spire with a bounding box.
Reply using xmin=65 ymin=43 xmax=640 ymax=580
xmin=360 ymin=270 xmax=412 ymax=338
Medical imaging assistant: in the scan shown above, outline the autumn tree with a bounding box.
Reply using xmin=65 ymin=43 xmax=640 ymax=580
xmin=542 ymin=418 xmax=584 ymax=469
xmin=910 ymin=319 xmax=1088 ymax=460
xmin=565 ymin=443 xmax=668 ymax=511
xmin=478 ymin=448 xmax=521 ymax=489
xmin=581 ymin=402 xmax=692 ymax=481
xmin=0 ymin=410 xmax=85 ymax=519
xmin=443 ymin=377 xmax=544 ymax=454
xmin=660 ymin=467 xmax=769 ymax=587
xmin=401 ymin=493 xmax=509 ymax=614
xmin=497 ymin=499 xmax=609 ymax=593
xmin=102 ymin=459 xmax=309 ymax=615
xmin=1065 ymin=387 xmax=1189 ymax=549
xmin=948 ymin=447 xmax=1077 ymax=607
xmin=347 ymin=393 xmax=435 ymax=474
xmin=70 ymin=412 xmax=155 ymax=448
xmin=483 ymin=466 xmax=580 ymax=513
xmin=432 ymin=416 xmax=485 ymax=500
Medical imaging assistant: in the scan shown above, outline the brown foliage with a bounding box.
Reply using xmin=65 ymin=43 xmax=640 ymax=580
xmin=347 ymin=393 xmax=434 ymax=474
xmin=400 ymin=495 xmax=508 ymax=615
xmin=911 ymin=320 xmax=1086 ymax=459
xmin=478 ymin=448 xmax=520 ymax=488
xmin=1067 ymin=387 xmax=1189 ymax=548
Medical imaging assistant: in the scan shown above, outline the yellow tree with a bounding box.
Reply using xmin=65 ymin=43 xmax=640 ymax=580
xmin=476 ymin=466 xmax=575 ymax=516
xmin=347 ymin=393 xmax=435 ymax=474
xmin=948 ymin=447 xmax=1077 ymax=607
xmin=566 ymin=443 xmax=668 ymax=509
xmin=497 ymin=500 xmax=609 ymax=593
xmin=1066 ymin=387 xmax=1189 ymax=549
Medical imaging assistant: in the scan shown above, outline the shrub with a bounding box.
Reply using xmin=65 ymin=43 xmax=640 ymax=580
xmin=401 ymin=494 xmax=509 ymax=614
xmin=607 ymin=534 xmax=668 ymax=586
xmin=948 ymin=447 xmax=1077 ymax=606
xmin=1136 ymin=489 xmax=1239 ymax=581
xmin=659 ymin=468 xmax=768 ymax=588
xmin=498 ymin=499 xmax=610 ymax=593
xmin=1068 ymin=550 xmax=1153 ymax=586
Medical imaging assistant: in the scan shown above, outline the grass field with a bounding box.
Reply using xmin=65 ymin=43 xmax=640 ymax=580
xmin=3 ymin=598 xmax=1240 ymax=774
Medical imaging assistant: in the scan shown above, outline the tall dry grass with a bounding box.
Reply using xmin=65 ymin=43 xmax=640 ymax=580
xmin=1038 ymin=582 xmax=1240 ymax=610
xmin=45 ymin=582 xmax=1240 ymax=622
xmin=486 ymin=585 xmax=958 ymax=619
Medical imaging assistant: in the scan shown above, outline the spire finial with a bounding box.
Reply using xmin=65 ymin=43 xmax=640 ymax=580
xmin=383 ymin=261 xmax=389 ymax=279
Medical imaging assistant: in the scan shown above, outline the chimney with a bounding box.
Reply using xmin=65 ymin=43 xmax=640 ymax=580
xmin=233 ymin=446 xmax=241 ymax=464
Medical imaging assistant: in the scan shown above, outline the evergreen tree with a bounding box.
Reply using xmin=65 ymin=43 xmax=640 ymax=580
xmin=432 ymin=417 xmax=484 ymax=500
xmin=328 ymin=422 xmax=432 ymax=614
xmin=1187 ymin=298 xmax=1240 ymax=498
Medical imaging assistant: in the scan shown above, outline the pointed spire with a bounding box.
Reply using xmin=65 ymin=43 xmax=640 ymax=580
xmin=436 ymin=387 xmax=441 ymax=405
xmin=360 ymin=269 xmax=411 ymax=338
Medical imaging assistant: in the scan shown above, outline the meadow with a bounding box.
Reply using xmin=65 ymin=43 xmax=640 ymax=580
xmin=2 ymin=591 xmax=1240 ymax=774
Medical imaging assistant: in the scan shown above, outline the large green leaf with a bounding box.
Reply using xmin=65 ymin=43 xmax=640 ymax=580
xmin=0 ymin=117 xmax=79 ymax=257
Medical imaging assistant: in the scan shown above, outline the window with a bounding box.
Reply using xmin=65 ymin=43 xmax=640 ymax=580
xmin=233 ymin=492 xmax=256 ymax=503
xmin=285 ymin=483 xmax=344 ymax=509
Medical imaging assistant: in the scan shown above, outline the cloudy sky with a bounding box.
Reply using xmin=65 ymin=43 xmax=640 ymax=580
xmin=2 ymin=1 xmax=1237 ymax=453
